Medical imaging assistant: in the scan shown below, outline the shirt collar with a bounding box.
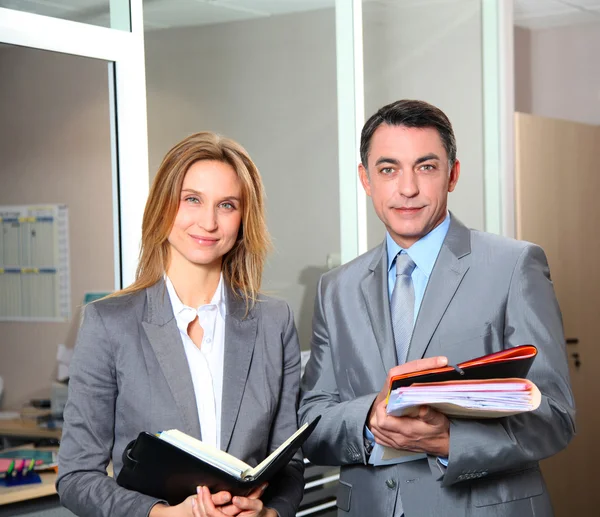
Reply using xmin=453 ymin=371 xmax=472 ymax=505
xmin=386 ymin=211 xmax=451 ymax=278
xmin=164 ymin=273 xmax=227 ymax=321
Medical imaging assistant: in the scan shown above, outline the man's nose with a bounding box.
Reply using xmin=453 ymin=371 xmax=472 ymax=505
xmin=397 ymin=170 xmax=419 ymax=197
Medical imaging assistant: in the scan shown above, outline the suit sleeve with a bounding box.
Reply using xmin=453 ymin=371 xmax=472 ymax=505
xmin=441 ymin=244 xmax=575 ymax=486
xmin=56 ymin=303 xmax=166 ymax=517
xmin=261 ymin=302 xmax=305 ymax=517
xmin=298 ymin=276 xmax=376 ymax=466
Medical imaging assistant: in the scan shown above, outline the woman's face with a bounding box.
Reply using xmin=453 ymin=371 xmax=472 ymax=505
xmin=168 ymin=160 xmax=243 ymax=270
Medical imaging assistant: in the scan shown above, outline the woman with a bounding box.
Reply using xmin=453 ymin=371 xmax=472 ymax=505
xmin=57 ymin=133 xmax=303 ymax=517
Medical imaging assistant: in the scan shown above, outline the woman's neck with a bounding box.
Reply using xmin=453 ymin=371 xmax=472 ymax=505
xmin=166 ymin=257 xmax=222 ymax=308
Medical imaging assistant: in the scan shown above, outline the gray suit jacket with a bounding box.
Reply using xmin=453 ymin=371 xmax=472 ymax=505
xmin=298 ymin=215 xmax=575 ymax=517
xmin=57 ymin=280 xmax=304 ymax=517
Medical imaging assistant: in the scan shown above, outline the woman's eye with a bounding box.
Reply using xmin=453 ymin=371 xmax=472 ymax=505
xmin=185 ymin=196 xmax=200 ymax=203
xmin=220 ymin=202 xmax=235 ymax=210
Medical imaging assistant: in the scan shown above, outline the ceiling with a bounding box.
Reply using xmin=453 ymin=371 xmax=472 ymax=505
xmin=515 ymin=0 xmax=600 ymax=29
xmin=1 ymin=0 xmax=600 ymax=31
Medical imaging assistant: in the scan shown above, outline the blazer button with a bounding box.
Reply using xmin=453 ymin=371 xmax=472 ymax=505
xmin=385 ymin=478 xmax=397 ymax=489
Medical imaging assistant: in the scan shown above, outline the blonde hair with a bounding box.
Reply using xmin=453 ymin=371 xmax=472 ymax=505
xmin=115 ymin=132 xmax=271 ymax=312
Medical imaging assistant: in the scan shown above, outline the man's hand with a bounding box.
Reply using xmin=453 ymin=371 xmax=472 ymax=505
xmin=367 ymin=356 xmax=450 ymax=457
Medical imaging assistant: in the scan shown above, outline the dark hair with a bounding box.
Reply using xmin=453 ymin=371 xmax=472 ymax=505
xmin=360 ymin=99 xmax=457 ymax=168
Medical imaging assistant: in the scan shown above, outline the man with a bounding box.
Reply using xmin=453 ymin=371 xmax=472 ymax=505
xmin=298 ymin=100 xmax=574 ymax=516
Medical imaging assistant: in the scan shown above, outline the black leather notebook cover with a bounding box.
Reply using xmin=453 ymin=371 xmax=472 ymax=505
xmin=390 ymin=345 xmax=538 ymax=392
xmin=116 ymin=416 xmax=320 ymax=506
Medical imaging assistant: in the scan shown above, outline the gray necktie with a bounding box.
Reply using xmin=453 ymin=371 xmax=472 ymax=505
xmin=391 ymin=253 xmax=416 ymax=364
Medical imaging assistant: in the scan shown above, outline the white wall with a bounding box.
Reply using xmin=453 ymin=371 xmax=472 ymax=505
xmin=0 ymin=46 xmax=115 ymax=410
xmin=145 ymin=4 xmax=487 ymax=346
xmin=515 ymin=22 xmax=600 ymax=125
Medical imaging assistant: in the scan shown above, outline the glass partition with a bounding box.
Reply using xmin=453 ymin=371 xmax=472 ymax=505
xmin=362 ymin=0 xmax=487 ymax=247
xmin=144 ymin=2 xmax=341 ymax=351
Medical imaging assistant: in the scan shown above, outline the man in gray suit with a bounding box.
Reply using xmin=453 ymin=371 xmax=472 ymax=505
xmin=298 ymin=99 xmax=575 ymax=516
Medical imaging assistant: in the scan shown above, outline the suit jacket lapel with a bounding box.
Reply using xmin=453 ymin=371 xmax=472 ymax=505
xmin=142 ymin=280 xmax=202 ymax=439
xmin=407 ymin=216 xmax=472 ymax=361
xmin=360 ymin=243 xmax=397 ymax=373
xmin=220 ymin=286 xmax=257 ymax=452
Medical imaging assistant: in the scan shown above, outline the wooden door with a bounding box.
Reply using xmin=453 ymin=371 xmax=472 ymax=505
xmin=515 ymin=112 xmax=600 ymax=517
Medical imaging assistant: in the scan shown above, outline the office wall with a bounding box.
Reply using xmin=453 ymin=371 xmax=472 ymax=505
xmin=145 ymin=6 xmax=487 ymax=347
xmin=515 ymin=22 xmax=600 ymax=125
xmin=0 ymin=46 xmax=114 ymax=410
xmin=362 ymin=0 xmax=485 ymax=247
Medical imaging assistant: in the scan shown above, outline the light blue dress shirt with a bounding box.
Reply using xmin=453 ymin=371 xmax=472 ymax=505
xmin=367 ymin=212 xmax=451 ymax=466
xmin=386 ymin=212 xmax=451 ymax=318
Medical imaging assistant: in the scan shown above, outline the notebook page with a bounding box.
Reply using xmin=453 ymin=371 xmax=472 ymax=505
xmin=159 ymin=430 xmax=250 ymax=478
xmin=246 ymin=421 xmax=309 ymax=479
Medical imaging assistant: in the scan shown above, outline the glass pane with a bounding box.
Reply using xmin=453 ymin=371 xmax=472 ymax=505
xmin=0 ymin=0 xmax=131 ymax=31
xmin=0 ymin=45 xmax=116 ymax=411
xmin=362 ymin=0 xmax=485 ymax=249
xmin=144 ymin=2 xmax=339 ymax=351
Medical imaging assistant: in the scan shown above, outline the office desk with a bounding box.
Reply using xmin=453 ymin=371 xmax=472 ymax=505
xmin=0 ymin=446 xmax=58 ymax=506
xmin=0 ymin=419 xmax=61 ymax=441
xmin=0 ymin=470 xmax=57 ymax=506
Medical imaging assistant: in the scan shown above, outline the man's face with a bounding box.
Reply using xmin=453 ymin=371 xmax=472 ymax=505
xmin=359 ymin=124 xmax=460 ymax=248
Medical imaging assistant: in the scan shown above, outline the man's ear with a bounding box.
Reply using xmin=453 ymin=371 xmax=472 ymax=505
xmin=448 ymin=159 xmax=460 ymax=193
xmin=359 ymin=163 xmax=372 ymax=196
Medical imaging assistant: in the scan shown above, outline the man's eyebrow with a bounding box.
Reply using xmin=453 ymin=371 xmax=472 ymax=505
xmin=414 ymin=153 xmax=440 ymax=166
xmin=374 ymin=157 xmax=401 ymax=167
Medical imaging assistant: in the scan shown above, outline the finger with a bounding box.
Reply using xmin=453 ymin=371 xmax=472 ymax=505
xmin=231 ymin=495 xmax=263 ymax=512
xmin=192 ymin=495 xmax=202 ymax=517
xmin=200 ymin=486 xmax=225 ymax=516
xmin=387 ymin=356 xmax=448 ymax=380
xmin=371 ymin=429 xmax=396 ymax=448
xmin=246 ymin=483 xmax=268 ymax=499
xmin=418 ymin=406 xmax=448 ymax=427
xmin=197 ymin=487 xmax=207 ymax=516
xmin=218 ymin=504 xmax=242 ymax=516
xmin=211 ymin=491 xmax=232 ymax=506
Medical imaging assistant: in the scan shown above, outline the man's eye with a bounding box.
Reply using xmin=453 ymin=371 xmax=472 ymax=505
xmin=380 ymin=167 xmax=394 ymax=174
xmin=419 ymin=164 xmax=435 ymax=172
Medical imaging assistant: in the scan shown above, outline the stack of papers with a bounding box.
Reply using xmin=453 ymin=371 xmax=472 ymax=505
xmin=386 ymin=378 xmax=541 ymax=419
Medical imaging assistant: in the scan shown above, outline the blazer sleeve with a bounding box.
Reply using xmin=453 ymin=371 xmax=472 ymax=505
xmin=441 ymin=244 xmax=576 ymax=486
xmin=56 ymin=303 xmax=166 ymax=517
xmin=298 ymin=276 xmax=376 ymax=467
xmin=261 ymin=301 xmax=305 ymax=517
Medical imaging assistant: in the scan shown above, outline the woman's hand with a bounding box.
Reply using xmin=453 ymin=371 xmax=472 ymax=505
xmin=192 ymin=485 xmax=276 ymax=517
xmin=150 ymin=490 xmax=235 ymax=517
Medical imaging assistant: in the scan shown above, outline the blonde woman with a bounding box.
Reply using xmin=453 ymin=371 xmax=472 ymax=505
xmin=57 ymin=133 xmax=303 ymax=517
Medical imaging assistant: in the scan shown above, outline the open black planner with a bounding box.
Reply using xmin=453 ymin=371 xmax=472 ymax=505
xmin=116 ymin=416 xmax=320 ymax=505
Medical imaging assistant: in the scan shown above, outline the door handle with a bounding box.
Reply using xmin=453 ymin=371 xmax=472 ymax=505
xmin=566 ymin=338 xmax=579 ymax=345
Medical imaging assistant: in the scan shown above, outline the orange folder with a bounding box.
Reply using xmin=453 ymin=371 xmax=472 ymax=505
xmin=389 ymin=345 xmax=538 ymax=393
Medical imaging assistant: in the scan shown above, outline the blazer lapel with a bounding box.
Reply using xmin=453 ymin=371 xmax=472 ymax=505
xmin=360 ymin=243 xmax=397 ymax=373
xmin=220 ymin=286 xmax=257 ymax=452
xmin=407 ymin=216 xmax=472 ymax=361
xmin=142 ymin=280 xmax=202 ymax=439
